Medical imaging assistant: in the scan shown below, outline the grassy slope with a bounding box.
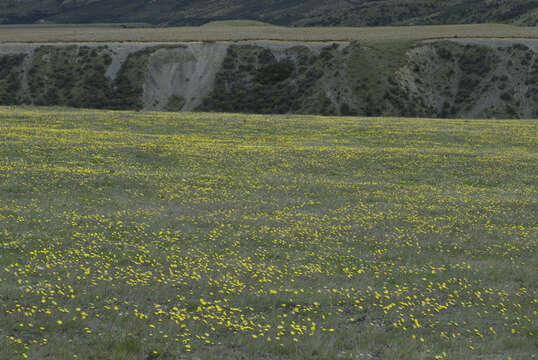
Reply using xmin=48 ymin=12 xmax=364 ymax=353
xmin=0 ymin=0 xmax=537 ymax=26
xmin=0 ymin=107 xmax=536 ymax=360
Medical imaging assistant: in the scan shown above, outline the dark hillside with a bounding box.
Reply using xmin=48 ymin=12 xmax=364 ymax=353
xmin=1 ymin=0 xmax=536 ymax=26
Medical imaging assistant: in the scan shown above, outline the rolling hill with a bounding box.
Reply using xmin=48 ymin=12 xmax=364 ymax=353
xmin=1 ymin=0 xmax=537 ymax=26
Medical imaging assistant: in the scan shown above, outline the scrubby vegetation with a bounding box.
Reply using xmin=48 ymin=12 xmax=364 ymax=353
xmin=111 ymin=47 xmax=154 ymax=110
xmin=165 ymin=95 xmax=186 ymax=112
xmin=396 ymin=41 xmax=538 ymax=118
xmin=0 ymin=54 xmax=26 ymax=105
xmin=199 ymin=44 xmax=340 ymax=115
xmin=13 ymin=44 xmax=194 ymax=111
xmin=0 ymin=39 xmax=536 ymax=118
xmin=27 ymin=46 xmax=113 ymax=108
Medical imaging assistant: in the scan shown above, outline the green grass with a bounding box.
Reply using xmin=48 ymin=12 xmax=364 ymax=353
xmin=0 ymin=107 xmax=536 ymax=359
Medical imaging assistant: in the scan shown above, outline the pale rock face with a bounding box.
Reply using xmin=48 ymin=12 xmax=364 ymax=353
xmin=142 ymin=43 xmax=229 ymax=111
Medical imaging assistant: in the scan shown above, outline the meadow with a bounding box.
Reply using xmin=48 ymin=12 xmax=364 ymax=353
xmin=0 ymin=107 xmax=536 ymax=359
xmin=0 ymin=23 xmax=537 ymax=43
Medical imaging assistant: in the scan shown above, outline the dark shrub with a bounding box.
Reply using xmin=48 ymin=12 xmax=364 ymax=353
xmin=256 ymin=62 xmax=295 ymax=85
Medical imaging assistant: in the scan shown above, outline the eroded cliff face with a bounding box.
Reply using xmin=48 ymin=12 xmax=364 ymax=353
xmin=399 ymin=40 xmax=538 ymax=119
xmin=0 ymin=40 xmax=536 ymax=118
xmin=142 ymin=42 xmax=229 ymax=111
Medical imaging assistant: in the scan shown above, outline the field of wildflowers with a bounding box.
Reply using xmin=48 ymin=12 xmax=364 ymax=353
xmin=0 ymin=107 xmax=536 ymax=359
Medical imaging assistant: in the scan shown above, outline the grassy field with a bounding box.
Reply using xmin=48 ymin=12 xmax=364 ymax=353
xmin=0 ymin=107 xmax=536 ymax=359
xmin=0 ymin=24 xmax=537 ymax=43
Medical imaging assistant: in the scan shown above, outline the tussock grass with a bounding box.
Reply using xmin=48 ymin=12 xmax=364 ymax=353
xmin=202 ymin=20 xmax=276 ymax=27
xmin=0 ymin=24 xmax=536 ymax=43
